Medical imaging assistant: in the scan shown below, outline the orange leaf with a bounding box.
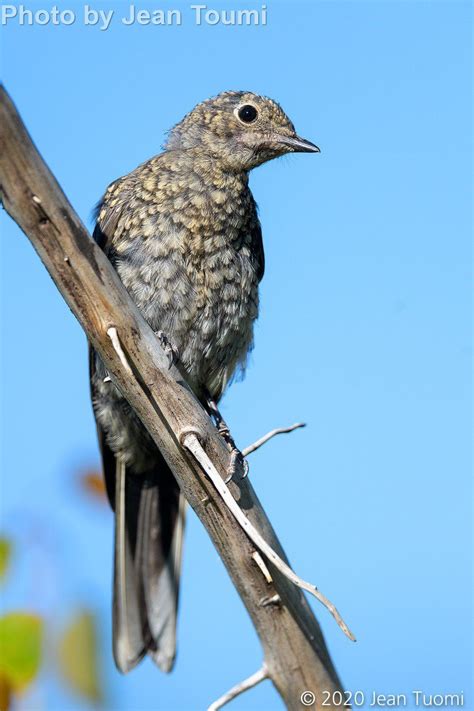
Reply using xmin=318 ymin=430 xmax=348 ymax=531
xmin=80 ymin=470 xmax=107 ymax=503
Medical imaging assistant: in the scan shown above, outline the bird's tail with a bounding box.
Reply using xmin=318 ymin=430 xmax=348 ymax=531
xmin=113 ymin=455 xmax=186 ymax=674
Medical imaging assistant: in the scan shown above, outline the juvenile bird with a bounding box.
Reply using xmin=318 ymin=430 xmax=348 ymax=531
xmin=90 ymin=91 xmax=319 ymax=674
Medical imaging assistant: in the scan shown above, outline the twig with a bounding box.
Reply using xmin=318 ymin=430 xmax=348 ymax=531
xmin=182 ymin=431 xmax=356 ymax=642
xmin=243 ymin=422 xmax=306 ymax=457
xmin=252 ymin=551 xmax=273 ymax=583
xmin=107 ymin=326 xmax=133 ymax=375
xmin=207 ymin=665 xmax=269 ymax=711
xmin=260 ymin=594 xmax=281 ymax=607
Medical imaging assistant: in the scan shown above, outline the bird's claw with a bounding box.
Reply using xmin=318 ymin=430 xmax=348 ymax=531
xmin=217 ymin=421 xmax=231 ymax=439
xmin=155 ymin=330 xmax=179 ymax=369
xmin=205 ymin=392 xmax=249 ymax=483
xmin=225 ymin=448 xmax=249 ymax=484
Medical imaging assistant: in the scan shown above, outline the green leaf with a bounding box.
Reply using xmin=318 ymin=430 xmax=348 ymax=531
xmin=58 ymin=610 xmax=102 ymax=703
xmin=0 ymin=613 xmax=43 ymax=691
xmin=0 ymin=538 xmax=12 ymax=582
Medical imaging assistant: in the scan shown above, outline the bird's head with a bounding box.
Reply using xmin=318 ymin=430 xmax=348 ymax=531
xmin=165 ymin=91 xmax=320 ymax=171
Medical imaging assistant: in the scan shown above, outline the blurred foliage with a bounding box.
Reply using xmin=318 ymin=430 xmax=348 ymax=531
xmin=58 ymin=609 xmax=103 ymax=704
xmin=79 ymin=469 xmax=108 ymax=504
xmin=0 ymin=613 xmax=43 ymax=692
xmin=0 ymin=676 xmax=12 ymax=711
xmin=0 ymin=539 xmax=11 ymax=582
xmin=1 ymin=463 xmax=108 ymax=709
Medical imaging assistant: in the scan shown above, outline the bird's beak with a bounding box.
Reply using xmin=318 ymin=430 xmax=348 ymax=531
xmin=275 ymin=134 xmax=321 ymax=153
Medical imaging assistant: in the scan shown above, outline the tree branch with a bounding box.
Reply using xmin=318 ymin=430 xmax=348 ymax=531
xmin=182 ymin=432 xmax=355 ymax=641
xmin=208 ymin=665 xmax=269 ymax=711
xmin=243 ymin=422 xmax=306 ymax=457
xmin=0 ymin=85 xmax=352 ymax=710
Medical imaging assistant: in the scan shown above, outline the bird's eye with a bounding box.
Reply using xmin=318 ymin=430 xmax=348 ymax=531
xmin=237 ymin=104 xmax=258 ymax=124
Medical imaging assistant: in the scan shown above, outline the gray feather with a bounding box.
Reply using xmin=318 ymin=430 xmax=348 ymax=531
xmin=113 ymin=456 xmax=147 ymax=672
xmin=141 ymin=490 xmax=186 ymax=672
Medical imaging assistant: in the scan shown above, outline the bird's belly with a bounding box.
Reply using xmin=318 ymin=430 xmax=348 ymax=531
xmin=181 ymin=287 xmax=257 ymax=398
xmin=118 ymin=243 xmax=259 ymax=398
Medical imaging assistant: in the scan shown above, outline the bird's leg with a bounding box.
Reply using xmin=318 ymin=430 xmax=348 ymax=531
xmin=155 ymin=330 xmax=179 ymax=370
xmin=205 ymin=393 xmax=249 ymax=483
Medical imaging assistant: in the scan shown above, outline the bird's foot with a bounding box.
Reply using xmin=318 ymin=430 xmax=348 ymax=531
xmin=225 ymin=447 xmax=249 ymax=484
xmin=155 ymin=330 xmax=179 ymax=369
xmin=205 ymin=393 xmax=249 ymax=483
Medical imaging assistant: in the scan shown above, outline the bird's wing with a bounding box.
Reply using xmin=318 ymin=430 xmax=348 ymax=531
xmin=90 ymin=192 xmax=186 ymax=674
xmin=251 ymin=219 xmax=265 ymax=282
xmin=92 ymin=177 xmax=129 ymax=253
xmin=88 ymin=345 xmax=117 ymax=509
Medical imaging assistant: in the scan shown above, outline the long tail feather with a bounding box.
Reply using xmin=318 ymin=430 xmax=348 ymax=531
xmin=140 ymin=487 xmax=186 ymax=672
xmin=113 ymin=456 xmax=148 ymax=672
xmin=112 ymin=457 xmax=185 ymax=674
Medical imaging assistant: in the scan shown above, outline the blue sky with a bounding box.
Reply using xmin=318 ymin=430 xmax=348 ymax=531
xmin=1 ymin=1 xmax=472 ymax=709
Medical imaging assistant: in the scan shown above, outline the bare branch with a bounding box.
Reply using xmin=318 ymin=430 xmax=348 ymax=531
xmin=207 ymin=665 xmax=269 ymax=711
xmin=1 ymin=85 xmax=349 ymax=711
xmin=243 ymin=422 xmax=306 ymax=457
xmin=182 ymin=432 xmax=356 ymax=642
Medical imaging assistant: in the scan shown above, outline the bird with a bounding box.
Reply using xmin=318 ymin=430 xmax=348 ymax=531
xmin=90 ymin=90 xmax=319 ymax=675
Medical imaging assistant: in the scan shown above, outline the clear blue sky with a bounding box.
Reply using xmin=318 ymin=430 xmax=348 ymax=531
xmin=1 ymin=1 xmax=472 ymax=710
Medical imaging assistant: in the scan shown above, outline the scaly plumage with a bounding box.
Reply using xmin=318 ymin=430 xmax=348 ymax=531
xmin=89 ymin=90 xmax=319 ymax=674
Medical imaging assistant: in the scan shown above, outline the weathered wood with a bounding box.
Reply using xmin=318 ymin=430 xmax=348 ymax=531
xmin=0 ymin=85 xmax=347 ymax=710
